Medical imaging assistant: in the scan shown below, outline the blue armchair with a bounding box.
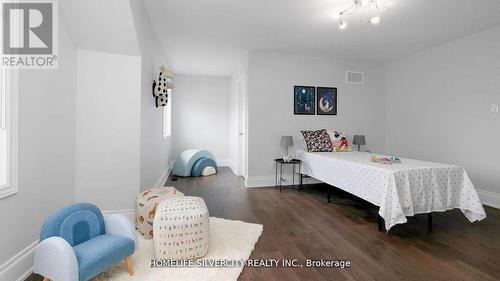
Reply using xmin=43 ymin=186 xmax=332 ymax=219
xmin=34 ymin=203 xmax=137 ymax=281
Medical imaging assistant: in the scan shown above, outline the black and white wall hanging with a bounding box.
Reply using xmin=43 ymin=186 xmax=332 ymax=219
xmin=152 ymin=65 xmax=174 ymax=107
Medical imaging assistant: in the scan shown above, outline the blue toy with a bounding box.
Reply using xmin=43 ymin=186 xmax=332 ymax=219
xmin=191 ymin=157 xmax=218 ymax=176
xmin=172 ymin=149 xmax=217 ymax=177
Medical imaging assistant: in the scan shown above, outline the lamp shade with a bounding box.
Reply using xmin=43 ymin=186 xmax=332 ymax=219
xmin=280 ymin=136 xmax=293 ymax=147
xmin=352 ymin=135 xmax=366 ymax=145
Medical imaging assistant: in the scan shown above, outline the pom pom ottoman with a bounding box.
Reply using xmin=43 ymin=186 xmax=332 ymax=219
xmin=153 ymin=196 xmax=209 ymax=260
xmin=135 ymin=186 xmax=184 ymax=239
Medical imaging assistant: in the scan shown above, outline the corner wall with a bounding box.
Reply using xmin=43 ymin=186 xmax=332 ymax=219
xmin=385 ymin=25 xmax=500 ymax=207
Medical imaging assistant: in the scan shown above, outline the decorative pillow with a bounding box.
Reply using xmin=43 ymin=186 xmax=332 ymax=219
xmin=301 ymin=129 xmax=333 ymax=152
xmin=327 ymin=130 xmax=352 ymax=152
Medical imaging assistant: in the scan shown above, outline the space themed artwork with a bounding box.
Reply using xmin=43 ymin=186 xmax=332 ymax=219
xmin=294 ymin=86 xmax=316 ymax=115
xmin=316 ymin=87 xmax=337 ymax=115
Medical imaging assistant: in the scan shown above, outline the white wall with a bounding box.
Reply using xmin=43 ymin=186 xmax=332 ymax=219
xmin=386 ymin=25 xmax=500 ymax=201
xmin=75 ymin=50 xmax=141 ymax=211
xmin=172 ymin=75 xmax=231 ymax=165
xmin=246 ymin=51 xmax=386 ymax=186
xmin=130 ymin=0 xmax=173 ymax=191
xmin=0 ymin=24 xmax=77 ymax=279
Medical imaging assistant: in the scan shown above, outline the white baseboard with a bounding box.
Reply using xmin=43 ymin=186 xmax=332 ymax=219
xmin=245 ymin=175 xmax=273 ymax=188
xmin=154 ymin=160 xmax=174 ymax=188
xmin=217 ymin=159 xmax=238 ymax=175
xmin=216 ymin=159 xmax=232 ymax=167
xmin=477 ymin=189 xmax=500 ymax=209
xmin=102 ymin=208 xmax=136 ymax=221
xmin=227 ymin=163 xmax=238 ymax=176
xmin=245 ymin=174 xmax=321 ymax=188
xmin=0 ymin=240 xmax=38 ymax=281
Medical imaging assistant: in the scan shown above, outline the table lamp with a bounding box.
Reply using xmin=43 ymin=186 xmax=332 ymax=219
xmin=280 ymin=136 xmax=293 ymax=162
xmin=352 ymin=135 xmax=366 ymax=151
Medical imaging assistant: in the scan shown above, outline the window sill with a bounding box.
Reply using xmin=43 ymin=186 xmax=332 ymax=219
xmin=0 ymin=185 xmax=18 ymax=199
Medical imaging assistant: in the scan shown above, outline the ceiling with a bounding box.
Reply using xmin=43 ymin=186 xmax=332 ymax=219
xmin=144 ymin=0 xmax=500 ymax=76
xmin=61 ymin=0 xmax=140 ymax=56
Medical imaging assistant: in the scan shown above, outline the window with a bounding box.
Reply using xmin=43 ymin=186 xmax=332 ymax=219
xmin=0 ymin=66 xmax=18 ymax=198
xmin=1 ymin=2 xmax=19 ymax=199
xmin=163 ymin=89 xmax=172 ymax=138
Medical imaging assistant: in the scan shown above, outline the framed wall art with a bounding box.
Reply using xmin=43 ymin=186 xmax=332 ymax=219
xmin=316 ymin=87 xmax=337 ymax=115
xmin=294 ymin=86 xmax=315 ymax=115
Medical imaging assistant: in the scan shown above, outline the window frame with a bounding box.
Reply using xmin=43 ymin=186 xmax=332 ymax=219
xmin=162 ymin=89 xmax=172 ymax=139
xmin=0 ymin=66 xmax=19 ymax=199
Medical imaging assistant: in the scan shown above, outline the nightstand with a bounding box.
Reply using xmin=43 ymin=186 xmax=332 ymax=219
xmin=274 ymin=158 xmax=301 ymax=192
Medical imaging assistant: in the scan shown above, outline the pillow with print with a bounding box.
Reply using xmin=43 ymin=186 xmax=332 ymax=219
xmin=301 ymin=129 xmax=333 ymax=152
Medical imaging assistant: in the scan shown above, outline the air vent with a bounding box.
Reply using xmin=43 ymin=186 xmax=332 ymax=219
xmin=345 ymin=71 xmax=364 ymax=84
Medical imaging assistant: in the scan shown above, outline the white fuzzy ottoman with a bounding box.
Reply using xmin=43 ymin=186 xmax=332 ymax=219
xmin=153 ymin=196 xmax=209 ymax=260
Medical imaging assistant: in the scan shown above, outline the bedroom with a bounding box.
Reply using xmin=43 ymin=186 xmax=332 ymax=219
xmin=0 ymin=0 xmax=499 ymax=280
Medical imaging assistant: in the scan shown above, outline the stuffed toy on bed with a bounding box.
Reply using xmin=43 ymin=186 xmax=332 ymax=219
xmin=328 ymin=130 xmax=352 ymax=152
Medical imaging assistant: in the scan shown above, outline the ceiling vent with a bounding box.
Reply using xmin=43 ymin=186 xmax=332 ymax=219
xmin=345 ymin=71 xmax=364 ymax=84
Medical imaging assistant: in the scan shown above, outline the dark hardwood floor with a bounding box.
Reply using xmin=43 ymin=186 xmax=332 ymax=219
xmin=167 ymin=168 xmax=500 ymax=281
xmin=26 ymin=167 xmax=500 ymax=281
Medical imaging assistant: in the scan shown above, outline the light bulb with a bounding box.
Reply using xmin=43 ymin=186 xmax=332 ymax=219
xmin=338 ymin=20 xmax=348 ymax=31
xmin=370 ymin=16 xmax=381 ymax=26
xmin=360 ymin=0 xmax=370 ymax=7
xmin=333 ymin=11 xmax=341 ymax=20
xmin=382 ymin=0 xmax=396 ymax=7
xmin=376 ymin=0 xmax=396 ymax=9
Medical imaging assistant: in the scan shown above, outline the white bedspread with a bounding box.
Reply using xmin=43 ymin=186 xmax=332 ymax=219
xmin=296 ymin=150 xmax=486 ymax=231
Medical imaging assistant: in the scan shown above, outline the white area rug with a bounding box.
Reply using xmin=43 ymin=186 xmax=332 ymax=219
xmin=93 ymin=217 xmax=263 ymax=281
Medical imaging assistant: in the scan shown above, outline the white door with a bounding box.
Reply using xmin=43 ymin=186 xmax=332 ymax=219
xmin=237 ymin=75 xmax=247 ymax=178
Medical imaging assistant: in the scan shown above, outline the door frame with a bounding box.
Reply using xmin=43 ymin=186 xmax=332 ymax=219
xmin=236 ymin=74 xmax=247 ymax=178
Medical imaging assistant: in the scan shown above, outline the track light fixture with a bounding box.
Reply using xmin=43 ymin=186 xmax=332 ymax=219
xmin=334 ymin=0 xmax=394 ymax=31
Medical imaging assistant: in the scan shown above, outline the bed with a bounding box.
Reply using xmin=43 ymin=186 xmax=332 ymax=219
xmin=296 ymin=149 xmax=487 ymax=232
